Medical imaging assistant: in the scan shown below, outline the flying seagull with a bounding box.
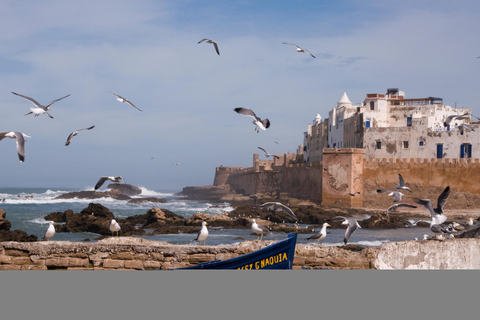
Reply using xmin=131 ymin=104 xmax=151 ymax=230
xmin=307 ymin=222 xmax=330 ymax=246
xmin=109 ymin=91 xmax=142 ymax=111
xmin=109 ymin=219 xmax=121 ymax=237
xmin=385 ymin=203 xmax=417 ymax=217
xmin=416 ymin=186 xmax=450 ymax=225
xmin=198 ymin=38 xmax=220 ymax=55
xmin=332 ymin=216 xmax=361 ymax=245
xmin=258 ymin=147 xmax=280 ymax=159
xmin=444 ymin=112 xmax=471 ymax=127
xmin=234 ymin=107 xmax=270 ymax=132
xmin=43 ymin=221 xmax=56 ymax=241
xmin=94 ymin=176 xmax=126 ymax=190
xmin=65 ymin=125 xmax=95 ymax=146
xmin=0 ymin=131 xmax=30 ymax=162
xmin=282 ymin=42 xmax=316 ymax=58
xmin=256 ymin=202 xmax=298 ymax=221
xmin=403 ymin=219 xmax=422 ymax=228
xmin=251 ymin=219 xmax=271 ymax=241
xmin=377 ymin=189 xmax=404 ymax=202
xmin=457 ymin=123 xmax=474 ymax=135
xmin=12 ymin=92 xmax=70 ymax=119
xmin=194 ymin=221 xmax=209 ymax=246
xmin=395 ymin=174 xmax=412 ymax=192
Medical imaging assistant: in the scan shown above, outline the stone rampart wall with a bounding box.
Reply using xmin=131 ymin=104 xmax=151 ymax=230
xmin=364 ymin=157 xmax=480 ymax=194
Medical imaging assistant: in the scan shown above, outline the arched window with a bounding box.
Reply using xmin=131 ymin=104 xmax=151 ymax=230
xmin=370 ymin=101 xmax=375 ymax=111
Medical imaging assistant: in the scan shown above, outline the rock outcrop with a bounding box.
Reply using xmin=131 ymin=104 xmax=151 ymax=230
xmin=0 ymin=209 xmax=38 ymax=242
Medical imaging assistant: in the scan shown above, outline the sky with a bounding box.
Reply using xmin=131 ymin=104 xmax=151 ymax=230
xmin=1 ymin=0 xmax=480 ymax=191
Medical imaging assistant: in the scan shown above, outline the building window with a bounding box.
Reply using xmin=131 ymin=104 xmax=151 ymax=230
xmin=365 ymin=120 xmax=371 ymax=128
xmin=370 ymin=101 xmax=374 ymax=111
xmin=403 ymin=141 xmax=409 ymax=149
xmin=375 ymin=141 xmax=381 ymax=150
xmin=461 ymin=143 xmax=472 ymax=158
xmin=407 ymin=117 xmax=412 ymax=127
xmin=436 ymin=144 xmax=443 ymax=159
xmin=419 ymin=141 xmax=424 ymax=146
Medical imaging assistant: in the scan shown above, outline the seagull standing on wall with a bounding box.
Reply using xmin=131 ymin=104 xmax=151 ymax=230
xmin=251 ymin=219 xmax=271 ymax=241
xmin=194 ymin=221 xmax=209 ymax=246
xmin=307 ymin=223 xmax=330 ymax=246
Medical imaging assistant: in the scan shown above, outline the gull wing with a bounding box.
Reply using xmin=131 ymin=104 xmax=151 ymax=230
xmin=95 ymin=177 xmax=109 ymax=190
xmin=234 ymin=107 xmax=258 ymax=120
xmin=258 ymin=147 xmax=269 ymax=156
xmin=45 ymin=94 xmax=71 ymax=108
xmin=437 ymin=186 xmax=450 ymax=214
xmin=14 ymin=132 xmax=26 ymax=162
xmin=11 ymin=92 xmax=42 ymax=108
xmin=398 ymin=174 xmax=406 ymax=187
xmin=416 ymin=199 xmax=435 ymax=217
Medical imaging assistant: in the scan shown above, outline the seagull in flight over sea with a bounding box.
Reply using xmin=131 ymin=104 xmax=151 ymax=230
xmin=109 ymin=91 xmax=142 ymax=111
xmin=234 ymin=107 xmax=270 ymax=132
xmin=416 ymin=186 xmax=450 ymax=225
xmin=256 ymin=202 xmax=298 ymax=221
xmin=12 ymin=92 xmax=70 ymax=119
xmin=94 ymin=176 xmax=126 ymax=190
xmin=258 ymin=147 xmax=280 ymax=159
xmin=332 ymin=216 xmax=361 ymax=245
xmin=282 ymin=42 xmax=316 ymax=58
xmin=198 ymin=38 xmax=220 ymax=55
xmin=0 ymin=131 xmax=31 ymax=162
xmin=395 ymin=174 xmax=412 ymax=192
xmin=65 ymin=125 xmax=95 ymax=146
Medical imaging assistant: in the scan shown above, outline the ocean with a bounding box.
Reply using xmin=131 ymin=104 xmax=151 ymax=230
xmin=0 ymin=186 xmax=431 ymax=247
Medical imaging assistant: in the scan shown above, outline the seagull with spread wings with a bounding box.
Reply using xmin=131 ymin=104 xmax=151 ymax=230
xmin=198 ymin=38 xmax=220 ymax=55
xmin=258 ymin=147 xmax=280 ymax=159
xmin=234 ymin=107 xmax=270 ymax=132
xmin=457 ymin=123 xmax=474 ymax=135
xmin=109 ymin=91 xmax=142 ymax=111
xmin=0 ymin=131 xmax=30 ymax=162
xmin=416 ymin=186 xmax=450 ymax=225
xmin=377 ymin=189 xmax=405 ymax=202
xmin=65 ymin=125 xmax=95 ymax=146
xmin=94 ymin=176 xmax=126 ymax=190
xmin=12 ymin=92 xmax=70 ymax=119
xmin=256 ymin=202 xmax=298 ymax=221
xmin=385 ymin=203 xmax=417 ymax=218
xmin=395 ymin=174 xmax=412 ymax=192
xmin=282 ymin=42 xmax=316 ymax=58
xmin=332 ymin=216 xmax=361 ymax=245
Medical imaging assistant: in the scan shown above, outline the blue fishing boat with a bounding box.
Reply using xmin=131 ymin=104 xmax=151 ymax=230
xmin=174 ymin=233 xmax=297 ymax=270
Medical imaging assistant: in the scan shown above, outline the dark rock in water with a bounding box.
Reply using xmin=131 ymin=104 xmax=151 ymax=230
xmin=107 ymin=183 xmax=141 ymax=196
xmin=53 ymin=190 xmax=124 ymax=200
xmin=127 ymin=197 xmax=167 ymax=204
xmin=454 ymin=226 xmax=480 ymax=238
xmin=176 ymin=185 xmax=236 ymax=201
xmin=0 ymin=209 xmax=38 ymax=242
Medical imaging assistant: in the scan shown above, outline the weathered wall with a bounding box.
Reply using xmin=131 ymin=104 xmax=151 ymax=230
xmin=364 ymin=157 xmax=480 ymax=194
xmin=0 ymin=237 xmax=375 ymax=270
xmin=374 ymin=238 xmax=480 ymax=269
xmin=322 ymin=148 xmax=364 ymax=207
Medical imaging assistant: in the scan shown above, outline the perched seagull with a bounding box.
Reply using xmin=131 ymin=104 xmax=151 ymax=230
xmin=457 ymin=123 xmax=474 ymax=135
xmin=234 ymin=107 xmax=270 ymax=132
xmin=0 ymin=131 xmax=30 ymax=162
xmin=109 ymin=91 xmax=142 ymax=111
xmin=385 ymin=203 xmax=417 ymax=217
xmin=282 ymin=42 xmax=316 ymax=58
xmin=194 ymin=221 xmax=209 ymax=246
xmin=395 ymin=174 xmax=412 ymax=192
xmin=251 ymin=219 xmax=271 ymax=241
xmin=94 ymin=176 xmax=126 ymax=190
xmin=43 ymin=221 xmax=56 ymax=241
xmin=451 ymin=221 xmax=465 ymax=232
xmin=332 ymin=216 xmax=361 ymax=245
xmin=258 ymin=147 xmax=280 ymax=159
xmin=12 ymin=92 xmax=70 ymax=119
xmin=416 ymin=186 xmax=450 ymax=225
xmin=377 ymin=189 xmax=404 ymax=202
xmin=65 ymin=125 xmax=95 ymax=146
xmin=466 ymin=217 xmax=474 ymax=226
xmin=256 ymin=202 xmax=298 ymax=221
xmin=109 ymin=219 xmax=121 ymax=237
xmin=307 ymin=223 xmax=330 ymax=246
xmin=430 ymin=222 xmax=447 ymax=240
xmin=198 ymin=38 xmax=220 ymax=55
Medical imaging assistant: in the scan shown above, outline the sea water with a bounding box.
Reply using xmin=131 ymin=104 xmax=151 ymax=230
xmin=0 ymin=187 xmax=430 ymax=246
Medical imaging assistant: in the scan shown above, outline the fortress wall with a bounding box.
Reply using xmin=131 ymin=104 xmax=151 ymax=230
xmin=363 ymin=157 xmax=480 ymax=193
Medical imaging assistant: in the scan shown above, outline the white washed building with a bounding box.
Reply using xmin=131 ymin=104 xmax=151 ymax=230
xmin=302 ymin=88 xmax=477 ymax=162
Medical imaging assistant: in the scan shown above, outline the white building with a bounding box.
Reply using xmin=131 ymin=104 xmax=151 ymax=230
xmin=302 ymin=88 xmax=477 ymax=162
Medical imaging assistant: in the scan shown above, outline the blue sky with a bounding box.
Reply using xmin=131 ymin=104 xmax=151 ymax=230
xmin=1 ymin=0 xmax=480 ymax=191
